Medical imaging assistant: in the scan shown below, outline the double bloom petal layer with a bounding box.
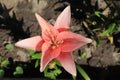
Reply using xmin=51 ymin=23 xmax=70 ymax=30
xmin=15 ymin=6 xmax=92 ymax=76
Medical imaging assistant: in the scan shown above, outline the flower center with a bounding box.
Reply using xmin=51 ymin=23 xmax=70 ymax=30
xmin=52 ymin=40 xmax=64 ymax=49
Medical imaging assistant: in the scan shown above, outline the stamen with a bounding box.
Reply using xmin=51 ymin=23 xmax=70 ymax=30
xmin=52 ymin=40 xmax=64 ymax=49
xmin=52 ymin=45 xmax=56 ymax=49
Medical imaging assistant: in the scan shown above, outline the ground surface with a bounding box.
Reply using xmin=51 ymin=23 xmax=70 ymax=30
xmin=0 ymin=0 xmax=120 ymax=80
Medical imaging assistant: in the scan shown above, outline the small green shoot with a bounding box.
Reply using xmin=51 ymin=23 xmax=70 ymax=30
xmin=94 ymin=11 xmax=105 ymax=21
xmin=1 ymin=60 xmax=9 ymax=68
xmin=35 ymin=60 xmax=40 ymax=68
xmin=5 ymin=43 xmax=14 ymax=52
xmin=0 ymin=69 xmax=5 ymax=78
xmin=76 ymin=65 xmax=91 ymax=80
xmin=0 ymin=56 xmax=9 ymax=77
xmin=13 ymin=66 xmax=24 ymax=76
xmin=81 ymin=52 xmax=87 ymax=59
xmin=100 ymin=23 xmax=116 ymax=36
xmin=95 ymin=11 xmax=101 ymax=17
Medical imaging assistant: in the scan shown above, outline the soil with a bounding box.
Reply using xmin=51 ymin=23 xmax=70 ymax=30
xmin=0 ymin=0 xmax=120 ymax=80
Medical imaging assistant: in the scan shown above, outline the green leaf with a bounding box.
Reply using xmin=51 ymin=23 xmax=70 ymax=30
xmin=76 ymin=65 xmax=91 ymax=80
xmin=92 ymin=28 xmax=101 ymax=32
xmin=44 ymin=65 xmax=62 ymax=80
xmin=35 ymin=60 xmax=40 ymax=68
xmin=46 ymin=72 xmax=56 ymax=80
xmin=109 ymin=23 xmax=116 ymax=35
xmin=118 ymin=26 xmax=120 ymax=30
xmin=116 ymin=23 xmax=120 ymax=30
xmin=5 ymin=43 xmax=14 ymax=51
xmin=100 ymin=23 xmax=116 ymax=36
xmin=100 ymin=29 xmax=110 ymax=36
xmin=28 ymin=50 xmax=36 ymax=55
xmin=31 ymin=53 xmax=42 ymax=60
xmin=45 ymin=69 xmax=62 ymax=80
xmin=13 ymin=66 xmax=23 ymax=76
xmin=95 ymin=11 xmax=102 ymax=17
xmin=94 ymin=11 xmax=105 ymax=21
xmin=1 ymin=60 xmax=9 ymax=68
xmin=53 ymin=68 xmax=62 ymax=76
xmin=0 ymin=69 xmax=5 ymax=77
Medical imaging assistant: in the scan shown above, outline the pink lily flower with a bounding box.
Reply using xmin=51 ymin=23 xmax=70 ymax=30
xmin=15 ymin=6 xmax=92 ymax=76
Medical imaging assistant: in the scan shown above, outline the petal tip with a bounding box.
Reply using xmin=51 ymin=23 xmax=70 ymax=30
xmin=54 ymin=5 xmax=71 ymax=31
xmin=15 ymin=41 xmax=21 ymax=47
xmin=40 ymin=66 xmax=44 ymax=72
xmin=40 ymin=68 xmax=43 ymax=72
xmin=66 ymin=5 xmax=70 ymax=10
xmin=15 ymin=41 xmax=26 ymax=49
xmin=86 ymin=38 xmax=92 ymax=43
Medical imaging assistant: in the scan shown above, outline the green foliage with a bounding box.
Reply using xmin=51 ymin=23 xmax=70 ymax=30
xmin=44 ymin=66 xmax=62 ymax=80
xmin=94 ymin=10 xmax=120 ymax=38
xmin=31 ymin=53 xmax=42 ymax=60
xmin=1 ymin=60 xmax=9 ymax=68
xmin=0 ymin=56 xmax=9 ymax=68
xmin=100 ymin=22 xmax=120 ymax=37
xmin=0 ymin=69 xmax=5 ymax=78
xmin=94 ymin=11 xmax=105 ymax=21
xmin=13 ymin=66 xmax=24 ymax=76
xmin=100 ymin=23 xmax=116 ymax=36
xmin=94 ymin=11 xmax=102 ymax=17
xmin=28 ymin=50 xmax=42 ymax=60
xmin=0 ymin=56 xmax=9 ymax=77
xmin=44 ymin=60 xmax=62 ymax=80
xmin=28 ymin=50 xmax=62 ymax=79
xmin=35 ymin=60 xmax=40 ymax=68
xmin=76 ymin=65 xmax=91 ymax=80
xmin=86 ymin=9 xmax=120 ymax=45
xmin=28 ymin=50 xmax=42 ymax=68
xmin=5 ymin=43 xmax=14 ymax=51
xmin=28 ymin=50 xmax=36 ymax=55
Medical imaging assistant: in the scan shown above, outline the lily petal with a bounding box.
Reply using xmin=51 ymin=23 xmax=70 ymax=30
xmin=57 ymin=52 xmax=76 ymax=76
xmin=40 ymin=42 xmax=61 ymax=72
xmin=35 ymin=13 xmax=59 ymax=43
xmin=55 ymin=6 xmax=71 ymax=32
xmin=35 ymin=13 xmax=53 ymax=32
xmin=15 ymin=36 xmax=44 ymax=51
xmin=57 ymin=31 xmax=92 ymax=52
